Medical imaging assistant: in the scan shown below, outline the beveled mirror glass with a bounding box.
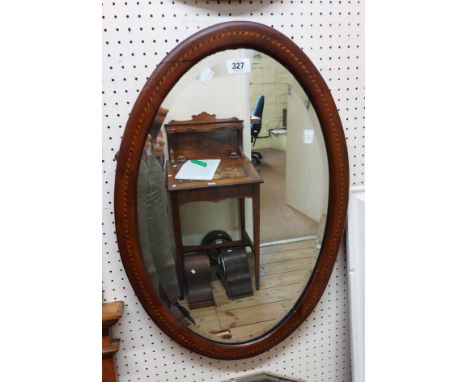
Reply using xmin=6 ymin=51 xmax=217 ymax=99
xmin=137 ymin=48 xmax=328 ymax=343
xmin=115 ymin=22 xmax=348 ymax=359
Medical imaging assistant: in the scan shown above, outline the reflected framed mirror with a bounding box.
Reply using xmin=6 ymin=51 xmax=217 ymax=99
xmin=115 ymin=21 xmax=349 ymax=359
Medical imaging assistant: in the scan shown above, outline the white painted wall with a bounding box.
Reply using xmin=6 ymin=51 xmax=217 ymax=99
xmin=285 ymin=91 xmax=329 ymax=223
xmin=162 ymin=50 xmax=246 ymax=121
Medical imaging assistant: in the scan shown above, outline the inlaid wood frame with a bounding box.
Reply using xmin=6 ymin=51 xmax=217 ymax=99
xmin=114 ymin=21 xmax=349 ymax=360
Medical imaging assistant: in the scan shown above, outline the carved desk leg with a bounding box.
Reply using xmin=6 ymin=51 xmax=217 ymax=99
xmin=102 ymin=345 xmax=120 ymax=382
xmin=102 ymin=301 xmax=124 ymax=382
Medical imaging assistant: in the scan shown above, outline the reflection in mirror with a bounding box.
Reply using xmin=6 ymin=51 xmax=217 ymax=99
xmin=137 ymin=49 xmax=329 ymax=343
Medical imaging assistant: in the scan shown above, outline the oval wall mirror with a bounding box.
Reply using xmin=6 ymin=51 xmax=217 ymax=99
xmin=115 ymin=21 xmax=349 ymax=359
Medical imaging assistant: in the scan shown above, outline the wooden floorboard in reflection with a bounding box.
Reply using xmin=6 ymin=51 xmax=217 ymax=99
xmin=179 ymin=239 xmax=318 ymax=342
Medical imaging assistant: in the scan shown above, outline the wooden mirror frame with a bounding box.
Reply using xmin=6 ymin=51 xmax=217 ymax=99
xmin=114 ymin=21 xmax=349 ymax=360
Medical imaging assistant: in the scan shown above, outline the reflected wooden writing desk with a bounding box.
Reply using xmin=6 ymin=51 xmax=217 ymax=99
xmin=164 ymin=112 xmax=263 ymax=297
xmin=167 ymin=158 xmax=263 ymax=294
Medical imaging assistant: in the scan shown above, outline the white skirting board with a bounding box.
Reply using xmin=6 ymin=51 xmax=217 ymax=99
xmin=346 ymin=186 xmax=365 ymax=382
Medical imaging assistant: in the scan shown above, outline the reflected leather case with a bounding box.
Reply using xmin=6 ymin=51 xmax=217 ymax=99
xmin=217 ymin=247 xmax=253 ymax=300
xmin=183 ymin=252 xmax=215 ymax=309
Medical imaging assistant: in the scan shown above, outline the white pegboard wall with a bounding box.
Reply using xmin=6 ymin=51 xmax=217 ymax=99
xmin=102 ymin=1 xmax=364 ymax=381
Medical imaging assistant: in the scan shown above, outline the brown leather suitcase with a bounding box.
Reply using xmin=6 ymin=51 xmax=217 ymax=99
xmin=183 ymin=252 xmax=215 ymax=309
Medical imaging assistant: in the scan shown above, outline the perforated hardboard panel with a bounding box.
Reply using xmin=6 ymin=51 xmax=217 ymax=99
xmin=102 ymin=1 xmax=364 ymax=381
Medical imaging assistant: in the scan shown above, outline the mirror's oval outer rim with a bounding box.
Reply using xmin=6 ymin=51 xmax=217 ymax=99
xmin=114 ymin=21 xmax=349 ymax=360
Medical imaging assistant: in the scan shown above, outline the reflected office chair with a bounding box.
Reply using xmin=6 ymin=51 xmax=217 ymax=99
xmin=251 ymin=95 xmax=265 ymax=165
